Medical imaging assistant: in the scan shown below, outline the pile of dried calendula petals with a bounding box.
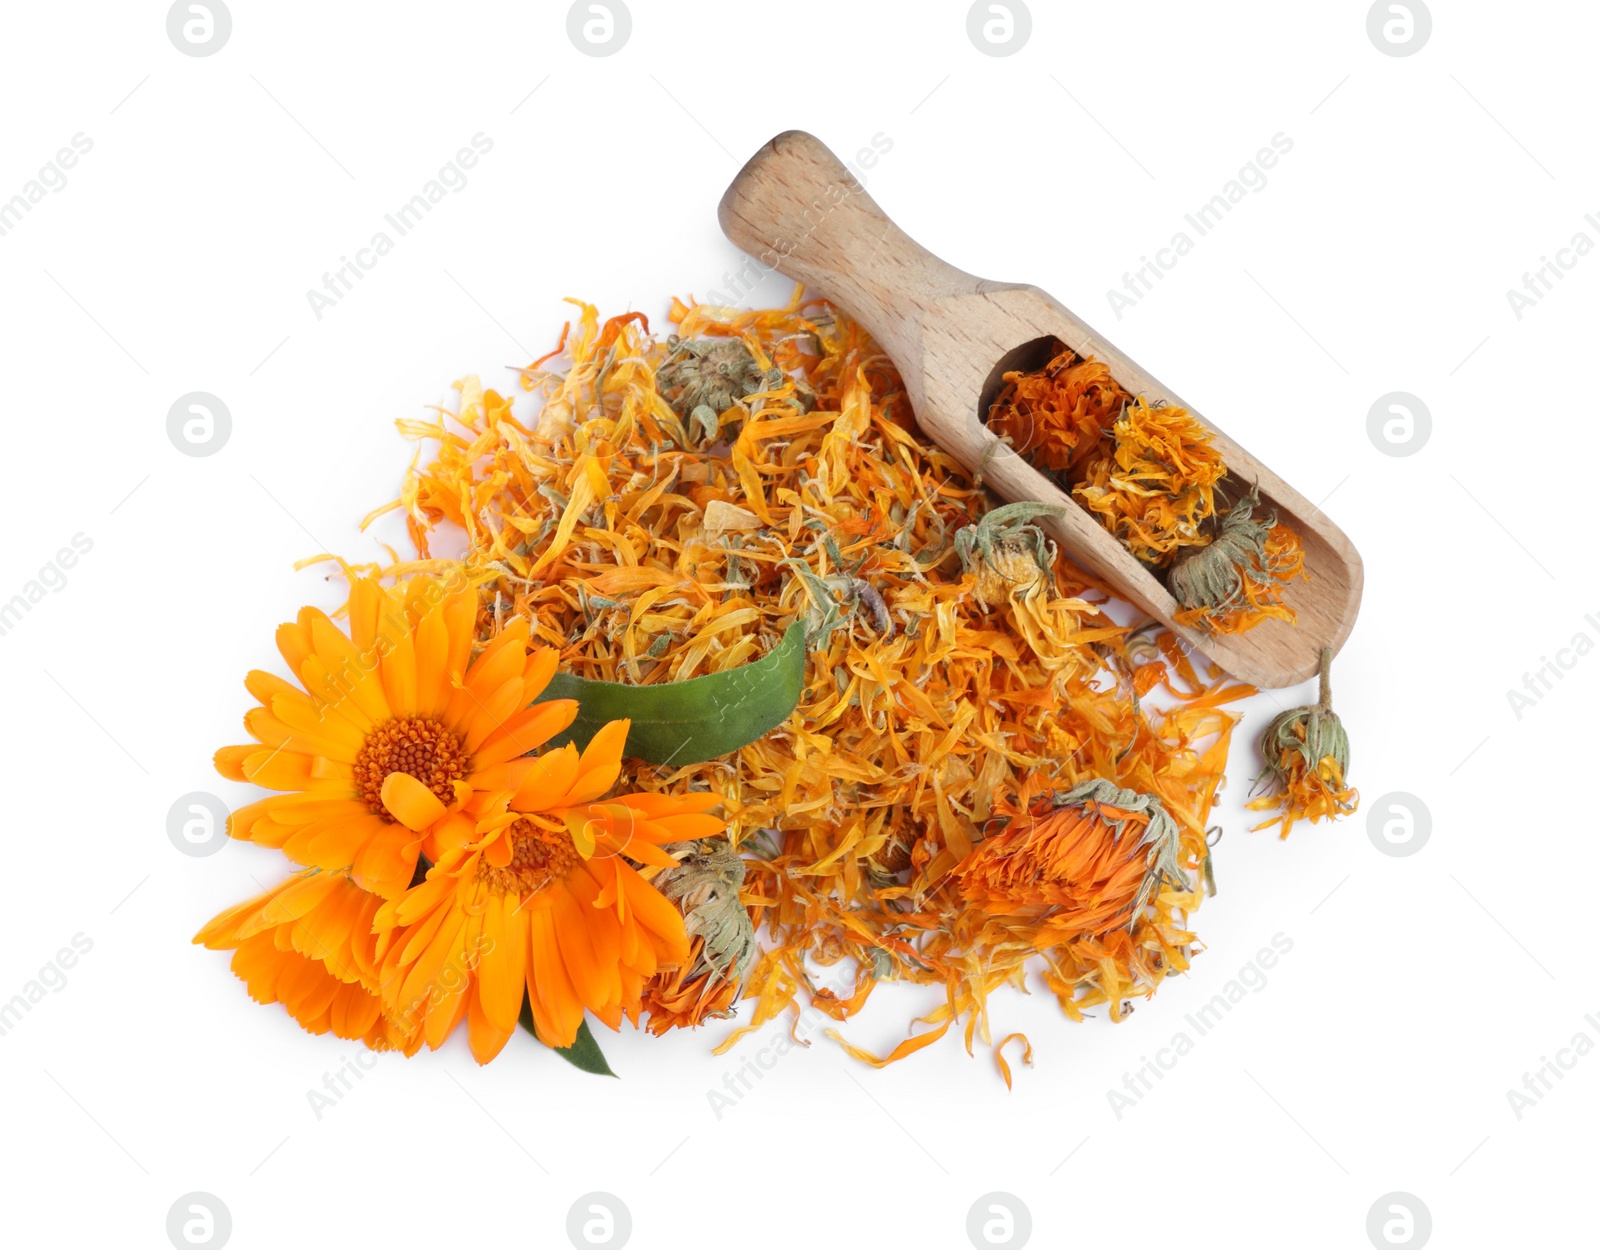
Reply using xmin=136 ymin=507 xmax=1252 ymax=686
xmin=358 ymin=289 xmax=1352 ymax=1075
xmin=987 ymin=340 xmax=1307 ymax=636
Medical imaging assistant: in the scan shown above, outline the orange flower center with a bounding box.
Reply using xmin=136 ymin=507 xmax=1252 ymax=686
xmin=478 ymin=819 xmax=580 ymax=896
xmin=354 ymin=716 xmax=469 ymax=819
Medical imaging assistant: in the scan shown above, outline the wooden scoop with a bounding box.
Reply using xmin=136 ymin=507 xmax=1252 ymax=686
xmin=718 ymin=130 xmax=1361 ymax=688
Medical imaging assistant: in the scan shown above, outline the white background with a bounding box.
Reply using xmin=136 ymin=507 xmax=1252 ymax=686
xmin=0 ymin=2 xmax=1591 ymax=1247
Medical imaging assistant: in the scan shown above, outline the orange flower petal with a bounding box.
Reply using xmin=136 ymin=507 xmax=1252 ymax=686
xmin=380 ymin=772 xmax=447 ymax=831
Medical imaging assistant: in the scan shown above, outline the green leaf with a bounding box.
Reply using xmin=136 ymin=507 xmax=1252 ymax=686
xmin=518 ymin=1000 xmax=617 ymax=1077
xmin=535 ymin=621 xmax=806 ymax=766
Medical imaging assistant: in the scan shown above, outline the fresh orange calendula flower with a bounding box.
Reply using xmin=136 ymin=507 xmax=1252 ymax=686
xmin=212 ymin=570 xmax=586 ymax=900
xmin=207 ymin=567 xmax=726 ymax=1060
xmin=370 ymin=721 xmax=725 ymax=1062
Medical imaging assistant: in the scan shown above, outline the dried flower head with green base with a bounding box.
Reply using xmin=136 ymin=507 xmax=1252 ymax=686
xmin=1248 ymin=646 xmax=1358 ymax=837
xmin=954 ymin=501 xmax=1067 ymax=607
xmin=954 ymin=777 xmax=1189 ymax=951
xmin=655 ymin=838 xmax=758 ymax=985
xmin=1169 ymin=484 xmax=1306 ymax=635
xmin=654 ymin=335 xmax=787 ymax=442
xmin=639 ymin=837 xmax=759 ymax=1034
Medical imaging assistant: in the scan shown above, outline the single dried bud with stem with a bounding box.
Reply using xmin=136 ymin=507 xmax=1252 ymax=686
xmin=1247 ymin=646 xmax=1357 ymax=838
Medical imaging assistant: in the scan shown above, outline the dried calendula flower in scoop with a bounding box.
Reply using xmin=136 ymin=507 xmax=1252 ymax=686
xmin=1247 ymin=647 xmax=1358 ymax=838
xmin=1169 ymin=484 xmax=1307 ymax=635
xmin=1072 ymin=397 xmax=1227 ymax=568
xmin=985 ymin=341 xmax=1130 ymax=474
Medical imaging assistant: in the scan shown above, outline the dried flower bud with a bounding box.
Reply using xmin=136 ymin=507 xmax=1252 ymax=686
xmin=653 ymin=838 xmax=758 ymax=985
xmin=1168 ymin=484 xmax=1305 ymax=635
xmin=1072 ymin=398 xmax=1226 ymax=567
xmin=655 ymin=336 xmax=783 ymax=438
xmin=639 ymin=838 xmax=759 ymax=1035
xmin=955 ymin=502 xmax=1065 ymax=607
xmin=957 ymin=777 xmax=1185 ymax=938
xmin=1248 ymin=648 xmax=1358 ymax=838
xmin=985 ymin=342 xmax=1129 ymax=473
xmin=972 ymin=537 xmax=1050 ymax=606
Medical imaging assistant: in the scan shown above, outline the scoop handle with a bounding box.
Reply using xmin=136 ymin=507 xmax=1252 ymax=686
xmin=718 ymin=131 xmax=984 ymax=365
